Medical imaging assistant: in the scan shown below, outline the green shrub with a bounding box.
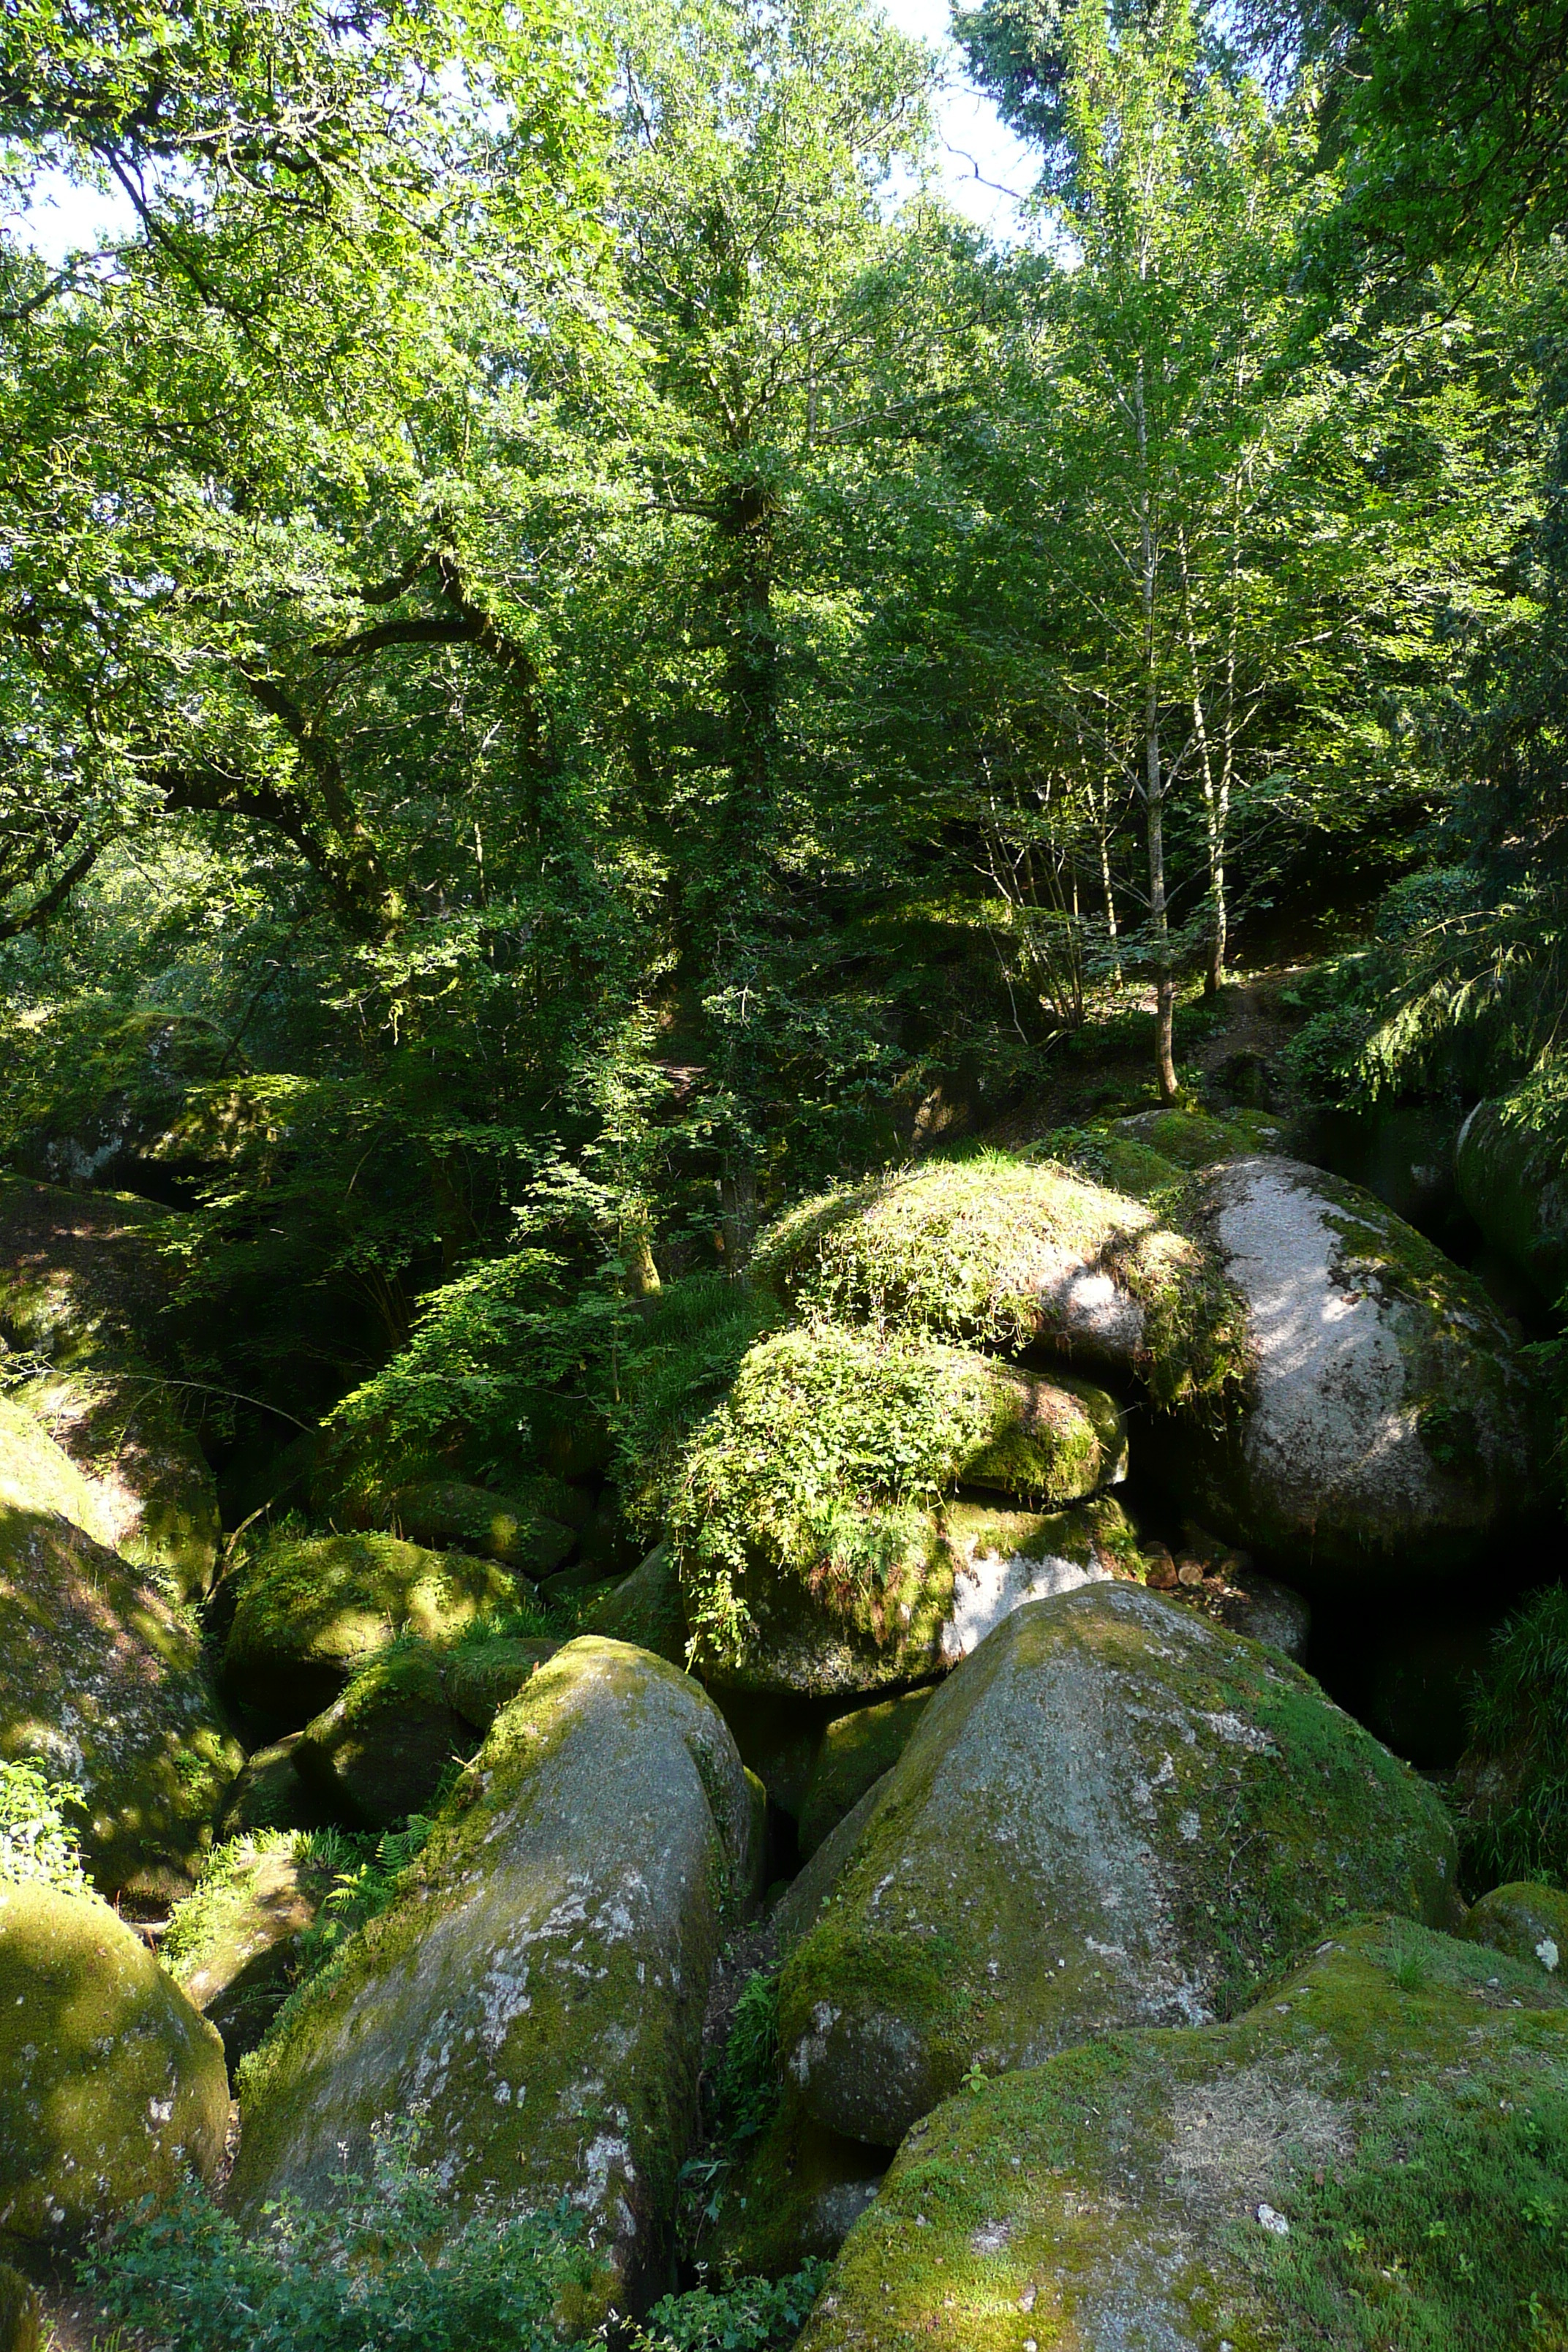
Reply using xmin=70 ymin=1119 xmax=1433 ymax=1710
xmin=88 ymin=2124 xmax=604 ymax=2352
xmin=612 ymin=1275 xmax=782 ymax=1534
xmin=1460 ymin=1585 xmax=1568 ymax=1892
xmin=712 ymin=1970 xmax=783 ymax=2143
xmin=629 ymin=2261 xmax=828 ymax=2352
xmin=0 ymin=1757 xmax=86 ymax=1892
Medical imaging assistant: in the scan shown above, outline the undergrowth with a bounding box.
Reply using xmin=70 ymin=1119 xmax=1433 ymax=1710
xmin=1461 ymin=1583 xmax=1568 ymax=1892
xmin=712 ymin=1970 xmax=783 ymax=2143
xmin=87 ymin=2124 xmax=604 ymax=2352
xmin=0 ymin=1757 xmax=86 ymax=1892
xmin=630 ymin=2261 xmax=827 ymax=2351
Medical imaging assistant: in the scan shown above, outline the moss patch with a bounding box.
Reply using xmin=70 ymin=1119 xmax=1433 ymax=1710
xmin=668 ymin=1325 xmax=1128 ymax=1692
xmin=780 ymin=1583 xmax=1458 ymax=2149
xmin=751 ymin=1154 xmax=1248 ymax=1415
xmin=164 ymin=1830 xmax=350 ymax=2062
xmin=0 ymin=1402 xmax=239 ymax=1903
xmin=293 ymin=1643 xmax=475 ymax=1829
xmin=799 ymin=1692 xmax=933 ymax=1861
xmin=1463 ymin=1881 xmax=1568 ymax=1979
xmin=382 ymin=1480 xmax=574 ymax=1574
xmin=697 ymin=2095 xmax=888 ymax=2284
xmin=578 ymin=1544 xmax=690 ymax=1667
xmin=222 ymin=1531 xmax=528 ymax=1721
xmin=796 ymin=1921 xmax=1568 ymax=2352
xmin=0 ymin=1877 xmax=228 ymax=2250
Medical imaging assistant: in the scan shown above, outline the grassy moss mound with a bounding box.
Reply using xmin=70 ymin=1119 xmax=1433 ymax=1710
xmin=797 ymin=1921 xmax=1568 ymax=2352
xmin=780 ymin=1582 xmax=1458 ymax=2149
xmin=0 ymin=1401 xmax=239 ymax=1904
xmin=0 ymin=1877 xmax=227 ymax=2250
xmin=222 ymin=1531 xmax=528 ymax=1721
xmin=230 ymin=1637 xmax=755 ymax=2315
xmin=752 ymin=1154 xmax=1248 ymax=1414
xmin=668 ymin=1324 xmax=1130 ymax=1692
xmin=0 ymin=1177 xmax=219 ymax=1599
xmin=798 ymin=1691 xmax=932 ymax=1861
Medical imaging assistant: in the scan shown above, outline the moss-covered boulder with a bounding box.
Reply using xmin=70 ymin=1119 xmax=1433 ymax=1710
xmin=1462 ymin=1881 xmax=1568 ymax=1978
xmin=578 ymin=1544 xmax=690 ymax=1667
xmin=1456 ymin=1073 xmax=1568 ymax=1303
xmin=164 ymin=1832 xmax=339 ymax=2062
xmin=780 ymin=1582 xmax=1458 ymax=2149
xmin=798 ymin=1921 xmax=1568 ymax=2352
xmin=798 ymin=1692 xmax=932 ymax=1861
xmin=0 ymin=1877 xmax=227 ymax=2248
xmin=442 ymin=1635 xmax=558 ymax=1733
xmin=752 ymin=1156 xmax=1247 ymax=1411
xmin=293 ymin=1645 xmax=475 ymax=1829
xmin=697 ymin=2098 xmax=887 ymax=2283
xmin=1166 ymin=1156 xmax=1539 ymax=1579
xmin=0 ymin=2264 xmax=39 ymax=2352
xmin=222 ymin=1531 xmax=529 ymax=1721
xmin=0 ymin=1400 xmax=239 ymax=1904
xmin=1056 ymin=1107 xmax=1285 ymax=1203
xmin=384 ymin=1479 xmax=575 ymax=1574
xmin=0 ymin=1177 xmax=219 ymax=1598
xmin=670 ymin=1324 xmax=1134 ymax=1697
xmin=230 ymin=1637 xmax=757 ymax=2313
xmin=216 ymin=1734 xmax=331 ymax=1839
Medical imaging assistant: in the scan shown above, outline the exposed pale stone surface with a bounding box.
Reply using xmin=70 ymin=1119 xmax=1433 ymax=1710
xmin=1172 ymin=1156 xmax=1537 ymax=1577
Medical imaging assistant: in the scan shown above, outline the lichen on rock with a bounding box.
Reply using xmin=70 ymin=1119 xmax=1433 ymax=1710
xmin=779 ymin=1583 xmax=1458 ymax=2149
xmin=230 ymin=1637 xmax=756 ymax=2314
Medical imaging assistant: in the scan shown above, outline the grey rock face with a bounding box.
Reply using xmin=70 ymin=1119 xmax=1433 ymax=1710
xmin=229 ymin=1638 xmax=756 ymax=2315
xmin=778 ymin=1583 xmax=1458 ymax=2149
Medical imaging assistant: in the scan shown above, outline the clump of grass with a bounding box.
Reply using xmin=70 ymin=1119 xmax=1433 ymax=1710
xmin=1459 ymin=1584 xmax=1568 ymax=1893
xmin=712 ymin=1970 xmax=783 ymax=2144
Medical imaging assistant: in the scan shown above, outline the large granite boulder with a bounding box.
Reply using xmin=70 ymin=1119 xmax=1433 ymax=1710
xmin=0 ymin=1398 xmax=239 ymax=1904
xmin=752 ymin=1157 xmax=1248 ymax=1412
xmin=578 ymin=1544 xmax=690 ymax=1667
xmin=381 ymin=1479 xmax=575 ymax=1575
xmin=222 ymin=1531 xmax=529 ymax=1720
xmin=1462 ymin=1881 xmax=1568 ymax=1979
xmin=293 ymin=1643 xmax=478 ymax=1828
xmin=798 ymin=1691 xmax=932 ymax=1861
xmin=229 ymin=1637 xmax=756 ymax=2313
xmin=0 ymin=1177 xmax=220 ymax=1598
xmin=1457 ymin=1074 xmax=1568 ymax=1304
xmin=670 ymin=1323 xmax=1135 ymax=1696
xmin=0 ymin=1877 xmax=227 ymax=2250
xmin=1166 ymin=1155 xmax=1539 ymax=1579
xmin=164 ymin=1832 xmax=337 ymax=2062
xmin=797 ymin=1921 xmax=1568 ymax=2352
xmin=780 ymin=1583 xmax=1458 ymax=2149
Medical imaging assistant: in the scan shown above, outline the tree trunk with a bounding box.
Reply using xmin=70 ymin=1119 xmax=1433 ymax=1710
xmin=1135 ymin=360 xmax=1177 ymax=1103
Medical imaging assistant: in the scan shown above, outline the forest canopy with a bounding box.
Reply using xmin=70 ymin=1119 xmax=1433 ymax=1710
xmin=1 ymin=0 xmax=1565 ymax=1477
